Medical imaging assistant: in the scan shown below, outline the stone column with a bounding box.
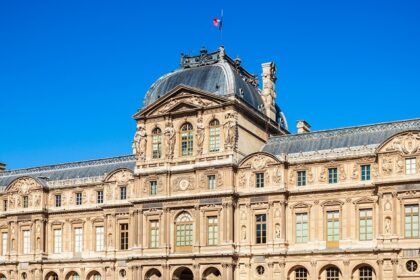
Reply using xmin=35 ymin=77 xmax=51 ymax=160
xmin=391 ymin=259 xmax=398 ymax=280
xmin=377 ymin=260 xmax=383 ymax=280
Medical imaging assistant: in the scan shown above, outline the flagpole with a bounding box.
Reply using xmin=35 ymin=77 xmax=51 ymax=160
xmin=220 ymin=9 xmax=224 ymax=45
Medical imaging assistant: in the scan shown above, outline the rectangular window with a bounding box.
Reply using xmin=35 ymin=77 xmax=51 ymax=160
xmin=120 ymin=224 xmax=129 ymax=250
xmin=295 ymin=213 xmax=308 ymax=243
xmin=152 ymin=134 xmax=162 ymax=159
xmin=361 ymin=165 xmax=371 ymax=181
xmin=74 ymin=227 xmax=83 ymax=253
xmin=2 ymin=232 xmax=7 ymax=255
xmin=54 ymin=229 xmax=62 ymax=253
xmin=209 ymin=126 xmax=220 ymax=152
xmin=23 ymin=196 xmax=29 ymax=208
xmin=359 ymin=209 xmax=373 ymax=240
xmin=176 ymin=223 xmax=193 ymax=246
xmin=255 ymin=214 xmax=267 ymax=244
xmin=55 ymin=194 xmax=61 ymax=207
xmin=405 ymin=204 xmax=419 ymax=238
xmin=3 ymin=200 xmax=7 ymax=212
xmin=95 ymin=226 xmax=104 ymax=251
xmin=23 ymin=230 xmax=30 ymax=254
xmin=149 ymin=220 xmax=159 ymax=248
xmin=120 ymin=187 xmax=127 ymax=200
xmin=208 ymin=175 xmax=216 ymax=190
xmin=207 ymin=216 xmax=218 ymax=245
xmin=75 ymin=193 xmax=82 ymax=205
xmin=97 ymin=191 xmax=104 ymax=204
xmin=328 ymin=168 xmax=338 ymax=184
xmin=297 ymin=171 xmax=307 ymax=186
xmin=406 ymin=158 xmax=417 ymax=175
xmin=256 ymin=173 xmax=265 ymax=188
xmin=327 ymin=211 xmax=340 ymax=244
xmin=150 ymin=181 xmax=157 ymax=195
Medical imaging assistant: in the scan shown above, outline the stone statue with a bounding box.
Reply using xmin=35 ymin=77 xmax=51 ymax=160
xmin=164 ymin=120 xmax=176 ymax=159
xmin=133 ymin=126 xmax=147 ymax=161
xmin=223 ymin=119 xmax=236 ymax=150
xmin=275 ymin=223 xmax=281 ymax=239
xmin=196 ymin=114 xmax=205 ymax=155
xmin=241 ymin=225 xmax=247 ymax=240
xmin=385 ymin=217 xmax=391 ymax=234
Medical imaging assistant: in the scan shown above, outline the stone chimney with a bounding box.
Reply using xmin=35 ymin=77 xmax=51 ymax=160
xmin=0 ymin=163 xmax=5 ymax=171
xmin=261 ymin=62 xmax=277 ymax=121
xmin=296 ymin=120 xmax=311 ymax=134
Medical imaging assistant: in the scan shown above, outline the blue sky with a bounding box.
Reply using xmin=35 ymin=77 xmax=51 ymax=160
xmin=0 ymin=0 xmax=419 ymax=169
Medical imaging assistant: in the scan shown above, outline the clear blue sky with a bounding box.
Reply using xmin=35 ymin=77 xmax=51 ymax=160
xmin=1 ymin=0 xmax=419 ymax=169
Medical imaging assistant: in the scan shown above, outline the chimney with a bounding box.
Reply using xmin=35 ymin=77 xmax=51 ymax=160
xmin=296 ymin=120 xmax=311 ymax=134
xmin=261 ymin=62 xmax=277 ymax=121
xmin=0 ymin=163 xmax=5 ymax=171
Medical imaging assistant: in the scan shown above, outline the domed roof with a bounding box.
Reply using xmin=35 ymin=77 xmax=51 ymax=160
xmin=142 ymin=47 xmax=287 ymax=128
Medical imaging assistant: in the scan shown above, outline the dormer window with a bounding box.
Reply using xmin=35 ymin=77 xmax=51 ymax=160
xmin=120 ymin=186 xmax=127 ymax=200
xmin=328 ymin=168 xmax=338 ymax=184
xmin=75 ymin=193 xmax=82 ymax=205
xmin=181 ymin=123 xmax=193 ymax=156
xmin=406 ymin=158 xmax=417 ymax=175
xmin=23 ymin=196 xmax=29 ymax=208
xmin=152 ymin=128 xmax=162 ymax=159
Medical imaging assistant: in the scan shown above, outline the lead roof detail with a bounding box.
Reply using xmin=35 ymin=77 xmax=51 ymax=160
xmin=262 ymin=118 xmax=420 ymax=156
xmin=142 ymin=47 xmax=288 ymax=129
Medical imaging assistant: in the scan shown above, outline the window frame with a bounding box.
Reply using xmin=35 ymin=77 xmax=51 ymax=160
xmin=297 ymin=170 xmax=307 ymax=186
xmin=404 ymin=204 xmax=419 ymax=238
xmin=55 ymin=194 xmax=62 ymax=207
xmin=22 ymin=229 xmax=31 ymax=254
xmin=361 ymin=164 xmax=371 ymax=181
xmin=175 ymin=212 xmax=193 ymax=252
xmin=256 ymin=173 xmax=265 ymax=189
xmin=207 ymin=215 xmax=219 ymax=246
xmin=255 ymin=213 xmax=267 ymax=244
xmin=328 ymin=167 xmax=338 ymax=184
xmin=119 ymin=223 xmax=129 ymax=250
xmin=209 ymin=119 xmax=221 ymax=152
xmin=74 ymin=227 xmax=83 ymax=253
xmin=149 ymin=220 xmax=160 ymax=248
xmin=325 ymin=209 xmax=340 ymax=248
xmin=120 ymin=186 xmax=127 ymax=200
xmin=180 ymin=123 xmax=194 ymax=156
xmin=150 ymin=181 xmax=158 ymax=196
xmin=152 ymin=127 xmax=162 ymax=159
xmin=53 ymin=228 xmax=62 ymax=254
xmin=405 ymin=158 xmax=417 ymax=175
xmin=295 ymin=212 xmax=309 ymax=243
xmin=359 ymin=208 xmax=373 ymax=241
xmin=96 ymin=190 xmax=104 ymax=204
xmin=75 ymin=192 xmax=82 ymax=206
xmin=95 ymin=226 xmax=104 ymax=252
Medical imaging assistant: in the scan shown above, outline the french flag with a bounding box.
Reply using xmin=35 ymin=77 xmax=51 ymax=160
xmin=213 ymin=18 xmax=222 ymax=30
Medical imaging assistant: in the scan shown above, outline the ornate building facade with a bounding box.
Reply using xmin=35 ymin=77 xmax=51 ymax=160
xmin=0 ymin=47 xmax=420 ymax=280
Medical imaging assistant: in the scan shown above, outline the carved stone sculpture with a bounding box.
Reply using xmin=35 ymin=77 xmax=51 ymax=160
xmin=196 ymin=114 xmax=205 ymax=155
xmin=241 ymin=225 xmax=247 ymax=240
xmin=223 ymin=114 xmax=237 ymax=150
xmin=164 ymin=120 xmax=176 ymax=159
xmin=133 ymin=126 xmax=147 ymax=161
xmin=275 ymin=223 xmax=281 ymax=239
xmin=385 ymin=217 xmax=391 ymax=234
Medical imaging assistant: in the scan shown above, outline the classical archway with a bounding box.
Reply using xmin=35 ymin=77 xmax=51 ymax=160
xmin=65 ymin=271 xmax=80 ymax=280
xmin=86 ymin=271 xmax=102 ymax=280
xmin=44 ymin=272 xmax=59 ymax=280
xmin=173 ymin=267 xmax=193 ymax=280
xmin=0 ymin=274 xmax=6 ymax=280
xmin=145 ymin=268 xmax=162 ymax=280
xmin=202 ymin=267 xmax=221 ymax=280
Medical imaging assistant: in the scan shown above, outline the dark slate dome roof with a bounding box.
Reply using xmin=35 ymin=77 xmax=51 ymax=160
xmin=142 ymin=47 xmax=287 ymax=128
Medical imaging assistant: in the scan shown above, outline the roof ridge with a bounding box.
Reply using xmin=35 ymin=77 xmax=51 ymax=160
xmin=0 ymin=155 xmax=135 ymax=177
xmin=268 ymin=118 xmax=420 ymax=141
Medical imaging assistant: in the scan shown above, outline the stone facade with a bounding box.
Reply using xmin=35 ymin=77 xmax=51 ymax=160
xmin=0 ymin=48 xmax=419 ymax=280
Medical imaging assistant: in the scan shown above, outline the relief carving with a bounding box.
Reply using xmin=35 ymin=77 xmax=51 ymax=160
xmin=383 ymin=132 xmax=420 ymax=155
xmin=275 ymin=223 xmax=281 ymax=239
xmin=381 ymin=156 xmax=393 ymax=175
xmin=319 ymin=167 xmax=327 ymax=183
xmin=272 ymin=167 xmax=282 ymax=184
xmin=307 ymin=168 xmax=314 ymax=184
xmin=133 ymin=126 xmax=147 ymax=161
xmin=164 ymin=119 xmax=176 ymax=159
xmin=172 ymin=177 xmax=194 ymax=192
xmin=351 ymin=164 xmax=359 ymax=180
xmin=196 ymin=113 xmax=205 ymax=155
xmin=223 ymin=113 xmax=237 ymax=150
xmin=238 ymin=171 xmax=247 ymax=187
xmin=339 ymin=165 xmax=346 ymax=181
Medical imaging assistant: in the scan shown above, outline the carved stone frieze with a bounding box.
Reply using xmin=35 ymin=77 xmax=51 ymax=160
xmin=382 ymin=131 xmax=420 ymax=155
xmin=172 ymin=176 xmax=195 ymax=192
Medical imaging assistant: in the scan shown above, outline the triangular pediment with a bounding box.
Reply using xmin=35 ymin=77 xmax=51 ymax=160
xmin=134 ymin=84 xmax=230 ymax=119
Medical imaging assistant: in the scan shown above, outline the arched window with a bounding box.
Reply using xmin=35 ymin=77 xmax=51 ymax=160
xmin=295 ymin=268 xmax=308 ymax=280
xmin=152 ymin=128 xmax=162 ymax=159
xmin=181 ymin=123 xmax=193 ymax=156
xmin=0 ymin=274 xmax=6 ymax=280
xmin=73 ymin=273 xmax=80 ymax=280
xmin=94 ymin=273 xmax=101 ymax=280
xmin=326 ymin=267 xmax=340 ymax=280
xmin=359 ymin=266 xmax=373 ymax=280
xmin=209 ymin=119 xmax=220 ymax=152
xmin=175 ymin=212 xmax=193 ymax=251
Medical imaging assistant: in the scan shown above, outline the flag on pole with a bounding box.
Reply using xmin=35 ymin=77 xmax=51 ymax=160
xmin=213 ymin=17 xmax=222 ymax=30
xmin=213 ymin=10 xmax=223 ymax=31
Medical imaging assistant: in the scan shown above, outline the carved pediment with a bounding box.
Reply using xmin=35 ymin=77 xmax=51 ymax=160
xmin=377 ymin=131 xmax=420 ymax=155
xmin=239 ymin=152 xmax=280 ymax=170
xmin=134 ymin=85 xmax=229 ymax=119
xmin=105 ymin=169 xmax=133 ymax=184
xmin=7 ymin=177 xmax=42 ymax=194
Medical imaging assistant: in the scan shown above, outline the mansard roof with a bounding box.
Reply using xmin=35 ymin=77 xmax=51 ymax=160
xmin=262 ymin=118 xmax=420 ymax=156
xmin=0 ymin=155 xmax=135 ymax=191
xmin=143 ymin=47 xmax=264 ymax=111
